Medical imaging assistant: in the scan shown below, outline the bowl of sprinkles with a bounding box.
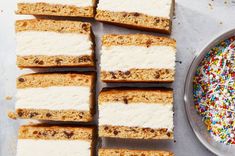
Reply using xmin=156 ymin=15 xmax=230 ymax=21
xmin=184 ymin=29 xmax=235 ymax=155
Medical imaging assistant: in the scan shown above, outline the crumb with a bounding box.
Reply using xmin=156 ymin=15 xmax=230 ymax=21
xmin=5 ymin=96 xmax=12 ymax=100
xmin=176 ymin=61 xmax=182 ymax=64
xmin=177 ymin=22 xmax=180 ymax=25
xmin=173 ymin=16 xmax=176 ymax=19
xmin=174 ymin=140 xmax=177 ymax=143
xmin=8 ymin=112 xmax=17 ymax=120
xmin=208 ymin=3 xmax=213 ymax=9
xmin=219 ymin=21 xmax=223 ymax=25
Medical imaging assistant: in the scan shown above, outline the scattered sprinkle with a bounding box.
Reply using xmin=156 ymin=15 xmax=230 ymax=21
xmin=193 ymin=36 xmax=235 ymax=145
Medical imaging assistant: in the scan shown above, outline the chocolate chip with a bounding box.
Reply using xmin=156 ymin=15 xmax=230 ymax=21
xmin=82 ymin=24 xmax=88 ymax=32
xmin=166 ymin=69 xmax=169 ymax=74
xmin=155 ymin=72 xmax=160 ymax=79
xmin=29 ymin=112 xmax=38 ymax=118
xmin=55 ymin=58 xmax=63 ymax=65
xmin=167 ymin=132 xmax=171 ymax=137
xmin=33 ymin=131 xmax=38 ymax=134
xmin=146 ymin=39 xmax=152 ymax=48
xmin=78 ymin=56 xmax=91 ymax=63
xmin=154 ymin=18 xmax=160 ymax=23
xmin=38 ymin=60 xmax=44 ymax=65
xmin=85 ymin=56 xmax=91 ymax=61
xmin=46 ymin=113 xmax=52 ymax=117
xmin=17 ymin=110 xmax=23 ymax=117
xmin=142 ymin=128 xmax=149 ymax=131
xmin=133 ymin=12 xmax=140 ymax=16
xmin=51 ymin=131 xmax=56 ymax=136
xmin=34 ymin=58 xmax=44 ymax=65
xmin=150 ymin=129 xmax=155 ymax=133
xmin=18 ymin=78 xmax=25 ymax=82
xmin=42 ymin=132 xmax=47 ymax=136
xmin=141 ymin=154 xmax=146 ymax=156
xmin=110 ymin=72 xmax=116 ymax=79
xmin=113 ymin=130 xmax=119 ymax=135
xmin=131 ymin=128 xmax=137 ymax=132
xmin=104 ymin=126 xmax=109 ymax=130
xmin=154 ymin=18 xmax=161 ymax=26
xmin=64 ymin=131 xmax=74 ymax=139
xmin=34 ymin=59 xmax=39 ymax=64
xmin=123 ymin=98 xmax=128 ymax=104
xmin=123 ymin=13 xmax=127 ymax=17
xmin=124 ymin=71 xmax=130 ymax=75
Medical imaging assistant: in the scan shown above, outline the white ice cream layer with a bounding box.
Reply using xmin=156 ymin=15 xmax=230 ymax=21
xmin=16 ymin=31 xmax=93 ymax=56
xmin=99 ymin=102 xmax=173 ymax=130
xmin=16 ymin=86 xmax=91 ymax=111
xmin=97 ymin=0 xmax=173 ymax=18
xmin=17 ymin=139 xmax=91 ymax=156
xmin=17 ymin=0 xmax=95 ymax=7
xmin=100 ymin=45 xmax=176 ymax=71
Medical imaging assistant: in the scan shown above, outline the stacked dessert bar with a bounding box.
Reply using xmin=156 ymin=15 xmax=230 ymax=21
xmin=100 ymin=34 xmax=176 ymax=82
xmin=16 ymin=73 xmax=95 ymax=122
xmin=14 ymin=1 xmax=97 ymax=155
xmin=17 ymin=125 xmax=95 ymax=156
xmin=16 ymin=19 xmax=95 ymax=68
xmin=96 ymin=0 xmax=174 ymax=34
xmin=99 ymin=89 xmax=174 ymax=139
xmin=17 ymin=0 xmax=97 ymax=17
xmin=12 ymin=0 xmax=176 ymax=155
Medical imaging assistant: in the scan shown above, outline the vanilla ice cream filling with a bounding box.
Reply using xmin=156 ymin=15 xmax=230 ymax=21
xmin=16 ymin=86 xmax=91 ymax=111
xmin=97 ymin=0 xmax=173 ymax=19
xmin=17 ymin=140 xmax=91 ymax=156
xmin=16 ymin=31 xmax=93 ymax=56
xmin=17 ymin=0 xmax=95 ymax=7
xmin=101 ymin=45 xmax=176 ymax=71
xmin=99 ymin=102 xmax=173 ymax=131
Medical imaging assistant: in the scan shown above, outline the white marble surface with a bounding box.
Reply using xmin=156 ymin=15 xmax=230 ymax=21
xmin=0 ymin=0 xmax=235 ymax=156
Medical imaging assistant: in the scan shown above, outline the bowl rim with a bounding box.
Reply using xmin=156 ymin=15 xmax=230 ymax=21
xmin=184 ymin=28 xmax=235 ymax=155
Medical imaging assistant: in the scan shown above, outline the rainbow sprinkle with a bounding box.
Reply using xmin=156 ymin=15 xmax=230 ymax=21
xmin=193 ymin=36 xmax=235 ymax=145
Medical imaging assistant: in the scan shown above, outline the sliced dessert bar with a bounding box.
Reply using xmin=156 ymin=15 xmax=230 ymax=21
xmin=15 ymin=73 xmax=95 ymax=122
xmin=16 ymin=19 xmax=95 ymax=68
xmin=100 ymin=34 xmax=176 ymax=82
xmin=99 ymin=88 xmax=174 ymax=139
xmin=99 ymin=148 xmax=174 ymax=156
xmin=96 ymin=0 xmax=174 ymax=34
xmin=17 ymin=0 xmax=96 ymax=17
xmin=17 ymin=125 xmax=95 ymax=156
